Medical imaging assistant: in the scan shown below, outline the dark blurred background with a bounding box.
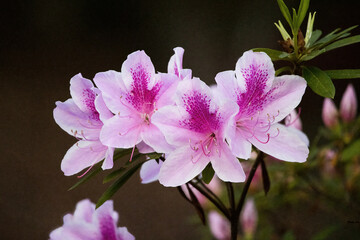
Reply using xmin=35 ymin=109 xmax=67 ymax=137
xmin=1 ymin=0 xmax=359 ymax=239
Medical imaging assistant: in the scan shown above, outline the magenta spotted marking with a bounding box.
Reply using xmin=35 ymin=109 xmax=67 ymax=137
xmin=99 ymin=214 xmax=117 ymax=240
xmin=180 ymin=91 xmax=221 ymax=133
xmin=82 ymin=89 xmax=100 ymax=121
xmin=125 ymin=64 xmax=161 ymax=113
xmin=236 ymin=64 xmax=277 ymax=117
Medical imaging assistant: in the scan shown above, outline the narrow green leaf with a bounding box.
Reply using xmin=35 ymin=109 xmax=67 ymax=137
xmin=103 ymin=155 xmax=142 ymax=183
xmin=316 ymin=25 xmax=357 ymax=47
xmin=297 ymin=0 xmax=310 ymax=28
xmin=202 ymin=163 xmax=215 ymax=184
xmin=275 ymin=66 xmax=292 ymax=76
xmin=342 ymin=139 xmax=360 ymax=161
xmin=300 ymin=49 xmax=326 ymax=61
xmin=302 ymin=66 xmax=335 ymax=98
xmin=308 ymin=29 xmax=322 ymax=46
xmin=324 ymin=35 xmax=360 ymax=52
xmin=315 ymin=28 xmax=341 ymax=44
xmin=146 ymin=152 xmax=163 ymax=159
xmin=292 ymin=8 xmax=298 ymax=31
xmin=96 ymin=162 xmax=143 ymax=208
xmin=252 ymin=48 xmax=290 ymax=61
xmin=277 ymin=0 xmax=293 ymax=28
xmin=325 ymin=69 xmax=360 ymax=79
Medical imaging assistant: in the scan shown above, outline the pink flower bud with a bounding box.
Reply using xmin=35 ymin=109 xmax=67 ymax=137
xmin=240 ymin=198 xmax=258 ymax=237
xmin=340 ymin=84 xmax=357 ymax=123
xmin=208 ymin=211 xmax=231 ymax=240
xmin=322 ymin=98 xmax=339 ymax=128
xmin=285 ymin=109 xmax=302 ymax=130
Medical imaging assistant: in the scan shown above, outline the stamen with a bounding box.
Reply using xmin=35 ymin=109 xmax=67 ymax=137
xmin=271 ymin=128 xmax=280 ymax=138
xmin=254 ymin=133 xmax=270 ymax=144
xmin=287 ymin=108 xmax=302 ymax=126
xmin=77 ymin=163 xmax=96 ymax=178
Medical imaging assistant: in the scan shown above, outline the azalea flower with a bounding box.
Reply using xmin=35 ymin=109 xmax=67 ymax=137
xmin=152 ymin=77 xmax=245 ymax=187
xmin=167 ymin=47 xmax=192 ymax=80
xmin=49 ymin=199 xmax=134 ymax=240
xmin=53 ymin=74 xmax=114 ymax=176
xmin=215 ymin=50 xmax=308 ymax=163
xmin=94 ymin=50 xmax=178 ymax=156
xmin=140 ymin=158 xmax=164 ymax=184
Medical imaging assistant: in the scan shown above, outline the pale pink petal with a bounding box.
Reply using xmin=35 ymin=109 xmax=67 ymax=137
xmin=250 ymin=123 xmax=309 ymax=163
xmin=141 ymin=123 xmax=174 ymax=153
xmin=102 ymin=147 xmax=115 ymax=170
xmin=152 ymin=106 xmax=204 ymax=147
xmin=285 ymin=109 xmax=302 ymax=130
xmin=159 ymin=145 xmax=210 ymax=187
xmin=136 ymin=141 xmax=154 ymax=154
xmin=94 ymin=93 xmax=114 ymax=122
xmin=94 ymin=201 xmax=118 ymax=240
xmin=73 ymin=199 xmax=95 ymax=223
xmin=210 ymin=144 xmax=246 ymax=182
xmin=287 ymin=127 xmax=309 ymax=146
xmin=61 ymin=141 xmax=107 ymax=176
xmin=322 ymin=98 xmax=339 ymax=128
xmin=53 ymin=99 xmax=101 ymax=140
xmin=340 ymin=84 xmax=357 ymax=123
xmin=208 ymin=211 xmax=231 ymax=240
xmin=121 ymin=50 xmax=156 ymax=90
xmin=240 ymin=198 xmax=258 ymax=236
xmin=154 ymin=73 xmax=179 ymax=108
xmin=69 ymin=74 xmax=95 ymax=112
xmin=168 ymin=47 xmax=185 ymax=77
xmin=100 ymin=115 xmax=142 ymax=148
xmin=225 ymin=121 xmax=252 ymax=159
xmin=50 ymin=222 xmax=100 ymax=240
xmin=235 ymin=50 xmax=275 ymax=94
xmin=116 ymin=227 xmax=135 ymax=240
xmin=260 ymin=75 xmax=307 ymax=123
xmin=140 ymin=159 xmax=163 ymax=184
xmin=214 ymin=70 xmax=239 ymax=104
xmin=93 ymin=70 xmax=134 ymax=115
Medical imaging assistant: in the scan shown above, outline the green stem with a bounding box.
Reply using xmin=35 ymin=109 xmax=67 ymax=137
xmin=226 ymin=182 xmax=237 ymax=240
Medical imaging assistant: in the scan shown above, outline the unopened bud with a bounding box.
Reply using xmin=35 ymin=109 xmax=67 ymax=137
xmin=340 ymin=84 xmax=357 ymax=123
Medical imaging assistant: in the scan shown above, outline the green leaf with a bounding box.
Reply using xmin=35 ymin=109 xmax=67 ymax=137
xmin=146 ymin=152 xmax=163 ymax=159
xmin=315 ymin=25 xmax=358 ymax=47
xmin=252 ymin=48 xmax=290 ymax=61
xmin=325 ymin=69 xmax=360 ymax=79
xmin=342 ymin=139 xmax=360 ymax=161
xmin=310 ymin=226 xmax=338 ymax=240
xmin=275 ymin=66 xmax=292 ymax=76
xmin=103 ymin=154 xmax=142 ymax=183
xmin=297 ymin=0 xmax=310 ymax=29
xmin=300 ymin=49 xmax=326 ymax=61
xmin=324 ymin=35 xmax=360 ymax=52
xmin=302 ymin=66 xmax=335 ymax=98
xmin=292 ymin=8 xmax=298 ymax=31
xmin=202 ymin=163 xmax=215 ymax=184
xmin=96 ymin=161 xmax=143 ymax=208
xmin=308 ymin=29 xmax=322 ymax=46
xmin=277 ymin=0 xmax=293 ymax=28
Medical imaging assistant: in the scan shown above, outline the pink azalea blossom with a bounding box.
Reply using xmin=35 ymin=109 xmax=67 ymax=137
xmin=49 ymin=199 xmax=134 ymax=240
xmin=53 ymin=74 xmax=114 ymax=176
xmin=152 ymin=77 xmax=245 ymax=187
xmin=240 ymin=198 xmax=258 ymax=237
xmin=215 ymin=50 xmax=308 ymax=163
xmin=208 ymin=211 xmax=231 ymax=240
xmin=340 ymin=84 xmax=357 ymax=123
xmin=322 ymin=98 xmax=339 ymax=128
xmin=168 ymin=47 xmax=192 ymax=80
xmin=94 ymin=50 xmax=178 ymax=155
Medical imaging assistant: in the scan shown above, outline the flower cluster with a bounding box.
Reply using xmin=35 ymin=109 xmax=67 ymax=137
xmin=54 ymin=47 xmax=309 ymax=187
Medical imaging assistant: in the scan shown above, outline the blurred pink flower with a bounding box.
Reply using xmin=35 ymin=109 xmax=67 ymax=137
xmin=208 ymin=211 xmax=231 ymax=240
xmin=340 ymin=84 xmax=357 ymax=123
xmin=322 ymin=98 xmax=339 ymax=128
xmin=53 ymin=74 xmax=114 ymax=176
xmin=240 ymin=198 xmax=258 ymax=237
xmin=285 ymin=109 xmax=302 ymax=130
xmin=49 ymin=199 xmax=134 ymax=240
